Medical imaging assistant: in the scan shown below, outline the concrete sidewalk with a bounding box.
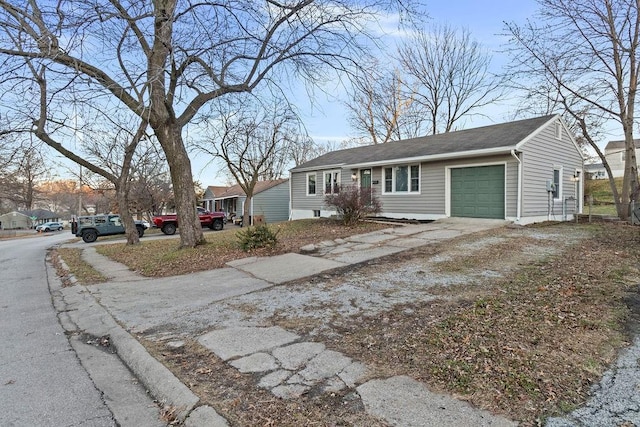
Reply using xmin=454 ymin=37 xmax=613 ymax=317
xmin=54 ymin=218 xmax=517 ymax=426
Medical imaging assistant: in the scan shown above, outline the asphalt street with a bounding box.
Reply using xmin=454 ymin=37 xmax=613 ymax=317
xmin=0 ymin=232 xmax=118 ymax=425
xmin=1 ymin=231 xmax=164 ymax=426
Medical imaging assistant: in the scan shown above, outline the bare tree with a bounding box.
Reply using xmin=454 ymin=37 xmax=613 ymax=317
xmin=37 ymin=179 xmax=79 ymax=217
xmin=200 ymin=97 xmax=303 ymax=225
xmin=344 ymin=60 xmax=418 ymax=144
xmin=0 ymin=0 xmax=417 ymax=248
xmin=398 ymin=24 xmax=503 ymax=135
xmin=0 ymin=145 xmax=48 ymax=211
xmin=290 ymin=138 xmax=343 ymax=166
xmin=504 ymin=0 xmax=640 ymax=220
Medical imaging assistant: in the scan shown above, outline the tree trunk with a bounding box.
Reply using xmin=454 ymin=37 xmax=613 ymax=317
xmin=620 ymin=124 xmax=637 ymax=220
xmin=115 ymin=160 xmax=140 ymax=245
xmin=116 ymin=183 xmax=140 ymax=245
xmin=243 ymin=195 xmax=252 ymax=227
xmin=155 ymin=125 xmax=204 ymax=247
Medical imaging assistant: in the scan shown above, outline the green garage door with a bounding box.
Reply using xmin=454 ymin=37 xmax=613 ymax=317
xmin=451 ymin=165 xmax=505 ymax=219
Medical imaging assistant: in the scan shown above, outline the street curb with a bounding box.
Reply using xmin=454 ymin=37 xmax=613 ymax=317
xmin=108 ymin=326 xmax=199 ymax=422
xmin=48 ymin=249 xmax=229 ymax=426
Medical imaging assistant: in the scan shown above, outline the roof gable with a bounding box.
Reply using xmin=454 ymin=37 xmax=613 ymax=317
xmin=203 ymin=186 xmax=231 ymax=198
xmin=292 ymin=115 xmax=558 ymax=171
xmin=215 ymin=179 xmax=288 ymax=199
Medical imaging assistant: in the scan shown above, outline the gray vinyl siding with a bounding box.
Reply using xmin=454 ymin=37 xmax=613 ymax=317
xmin=374 ymin=165 xmax=443 ymax=215
xmin=252 ymin=182 xmax=290 ymax=223
xmin=520 ymin=122 xmax=583 ymax=217
xmin=294 ymin=156 xmax=518 ymax=218
xmin=290 ymin=168 xmax=350 ymax=211
xmin=371 ymin=155 xmax=516 ymax=217
xmin=291 ymin=171 xmax=321 ymax=210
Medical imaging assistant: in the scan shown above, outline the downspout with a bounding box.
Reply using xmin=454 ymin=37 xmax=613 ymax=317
xmin=511 ymin=150 xmax=522 ymax=222
xmin=288 ymin=176 xmax=293 ymax=221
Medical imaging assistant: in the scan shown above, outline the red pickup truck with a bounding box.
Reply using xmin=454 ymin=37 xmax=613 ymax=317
xmin=152 ymin=207 xmax=225 ymax=235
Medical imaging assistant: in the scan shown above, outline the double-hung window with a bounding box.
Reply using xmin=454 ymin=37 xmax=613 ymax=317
xmin=552 ymin=167 xmax=562 ymax=199
xmin=383 ymin=165 xmax=420 ymax=193
xmin=324 ymin=171 xmax=340 ymax=194
xmin=306 ymin=173 xmax=316 ymax=196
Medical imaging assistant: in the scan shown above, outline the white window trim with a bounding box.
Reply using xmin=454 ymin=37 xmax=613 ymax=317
xmin=553 ymin=166 xmax=563 ymax=201
xmin=382 ymin=164 xmax=421 ymax=194
xmin=323 ymin=170 xmax=341 ymax=195
xmin=555 ymin=122 xmax=562 ymax=140
xmin=306 ymin=172 xmax=317 ymax=196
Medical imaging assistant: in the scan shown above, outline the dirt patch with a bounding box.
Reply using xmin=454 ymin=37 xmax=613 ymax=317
xmin=145 ymin=338 xmax=387 ymax=427
xmin=133 ymin=223 xmax=639 ymax=426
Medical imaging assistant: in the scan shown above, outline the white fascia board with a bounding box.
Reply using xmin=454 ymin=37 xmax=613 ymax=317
xmin=346 ymin=146 xmax=514 ymax=169
xmin=214 ymin=195 xmax=244 ymax=201
xmin=290 ymin=163 xmax=346 ymax=173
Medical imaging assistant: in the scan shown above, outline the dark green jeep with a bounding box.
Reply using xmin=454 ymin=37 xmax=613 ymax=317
xmin=72 ymin=214 xmax=147 ymax=243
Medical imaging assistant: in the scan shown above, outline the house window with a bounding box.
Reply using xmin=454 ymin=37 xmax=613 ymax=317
xmin=553 ymin=167 xmax=562 ymax=199
xmin=306 ymin=173 xmax=316 ymax=196
xmin=384 ymin=168 xmax=393 ymax=192
xmin=324 ymin=171 xmax=340 ymax=194
xmin=383 ymin=165 xmax=420 ymax=193
xmin=555 ymin=122 xmax=562 ymax=140
xmin=411 ymin=165 xmax=420 ymax=192
xmin=313 ymin=209 xmax=320 ymax=217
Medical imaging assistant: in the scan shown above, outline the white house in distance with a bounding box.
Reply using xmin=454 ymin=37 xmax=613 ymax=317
xmin=290 ymin=115 xmax=585 ymax=225
xmin=585 ymin=139 xmax=640 ymax=179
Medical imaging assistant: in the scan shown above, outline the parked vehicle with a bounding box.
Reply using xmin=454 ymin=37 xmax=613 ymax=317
xmin=72 ymin=214 xmax=147 ymax=243
xmin=152 ymin=207 xmax=225 ymax=235
xmin=36 ymin=221 xmax=64 ymax=232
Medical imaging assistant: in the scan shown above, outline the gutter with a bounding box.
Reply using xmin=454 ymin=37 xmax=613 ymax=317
xmin=511 ymin=149 xmax=522 ymax=221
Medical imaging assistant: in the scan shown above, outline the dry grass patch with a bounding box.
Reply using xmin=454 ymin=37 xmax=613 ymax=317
xmin=270 ymin=224 xmax=640 ymax=426
xmin=52 ymin=247 xmax=107 ymax=285
xmin=95 ymin=219 xmax=391 ymax=277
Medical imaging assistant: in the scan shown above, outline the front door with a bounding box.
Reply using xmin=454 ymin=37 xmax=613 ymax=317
xmin=360 ymin=169 xmax=372 ymax=205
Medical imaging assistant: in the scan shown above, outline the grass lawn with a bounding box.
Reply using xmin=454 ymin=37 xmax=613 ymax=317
xmin=93 ymin=219 xmax=391 ymax=278
xmin=584 ymin=178 xmax=623 ymax=216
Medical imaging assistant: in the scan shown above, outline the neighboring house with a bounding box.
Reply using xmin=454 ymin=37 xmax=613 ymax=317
xmin=584 ymin=162 xmax=607 ymax=180
xmin=602 ymin=139 xmax=640 ymax=178
xmin=21 ymin=208 xmax=60 ymax=226
xmin=204 ymin=179 xmax=290 ymax=224
xmin=202 ymin=186 xmax=232 ymax=212
xmin=0 ymin=211 xmax=32 ymax=230
xmin=0 ymin=208 xmax=63 ymax=229
xmin=290 ymin=115 xmax=584 ymax=225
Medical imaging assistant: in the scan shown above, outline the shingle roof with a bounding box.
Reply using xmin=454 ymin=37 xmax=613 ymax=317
xmin=292 ymin=115 xmax=557 ymax=171
xmin=205 ymin=186 xmax=231 ymax=197
xmin=214 ymin=179 xmax=288 ymax=199
xmin=19 ymin=208 xmax=58 ymax=220
xmin=605 ymin=139 xmax=640 ymax=150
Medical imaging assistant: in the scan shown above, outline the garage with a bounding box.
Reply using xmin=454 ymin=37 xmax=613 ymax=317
xmin=451 ymin=165 xmax=505 ymax=219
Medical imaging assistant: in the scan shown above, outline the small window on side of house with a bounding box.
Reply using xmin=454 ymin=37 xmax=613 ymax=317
xmin=306 ymin=173 xmax=316 ymax=196
xmin=555 ymin=122 xmax=562 ymax=140
xmin=313 ymin=210 xmax=320 ymax=217
xmin=553 ymin=167 xmax=561 ymax=199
